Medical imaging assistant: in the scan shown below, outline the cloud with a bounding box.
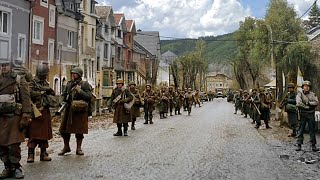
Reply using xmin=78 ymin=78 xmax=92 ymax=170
xmin=287 ymin=0 xmax=314 ymax=17
xmin=115 ymin=0 xmax=251 ymax=38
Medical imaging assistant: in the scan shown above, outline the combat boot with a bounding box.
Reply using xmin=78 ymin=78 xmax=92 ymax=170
xmin=143 ymin=119 xmax=148 ymax=124
xmin=58 ymin=137 xmax=71 ymax=156
xmin=123 ymin=126 xmax=128 ymax=136
xmin=131 ymin=120 xmax=136 ymax=130
xmin=0 ymin=163 xmax=13 ymax=179
xmin=40 ymin=148 xmax=52 ymax=161
xmin=113 ymin=124 xmax=122 ymax=136
xmin=149 ymin=118 xmax=154 ymax=124
xmin=296 ymin=144 xmax=302 ymax=151
xmin=27 ymin=148 xmax=35 ymax=163
xmin=311 ymin=144 xmax=319 ymax=152
xmin=265 ymin=124 xmax=271 ymax=129
xmin=13 ymin=166 xmax=24 ymax=179
xmin=76 ymin=139 xmax=84 ymax=155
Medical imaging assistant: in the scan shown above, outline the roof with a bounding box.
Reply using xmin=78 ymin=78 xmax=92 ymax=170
xmin=206 ymin=73 xmax=232 ymax=80
xmin=114 ymin=13 xmax=124 ymax=26
xmin=134 ymin=31 xmax=161 ymax=59
xmin=307 ymin=26 xmax=320 ymax=41
xmin=134 ymin=40 xmax=154 ymax=57
xmin=264 ymin=79 xmax=276 ymax=87
xmin=126 ymin=20 xmax=134 ymax=32
xmin=96 ymin=6 xmax=112 ymax=19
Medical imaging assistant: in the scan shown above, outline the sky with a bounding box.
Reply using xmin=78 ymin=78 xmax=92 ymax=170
xmin=96 ymin=0 xmax=316 ymax=39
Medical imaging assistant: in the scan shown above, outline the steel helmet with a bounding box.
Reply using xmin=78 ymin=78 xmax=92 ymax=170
xmin=302 ymin=81 xmax=311 ymax=88
xmin=36 ymin=63 xmax=50 ymax=76
xmin=71 ymin=67 xmax=83 ymax=77
xmin=128 ymin=81 xmax=136 ymax=86
xmin=116 ymin=79 xmax=124 ymax=84
xmin=287 ymin=83 xmax=295 ymax=88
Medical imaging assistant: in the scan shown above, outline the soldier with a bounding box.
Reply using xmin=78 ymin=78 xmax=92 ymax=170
xmin=234 ymin=91 xmax=241 ymax=114
xmin=242 ymin=90 xmax=250 ymax=118
xmin=184 ymin=88 xmax=195 ymax=116
xmin=249 ymin=88 xmax=260 ymax=128
xmin=281 ymin=83 xmax=298 ymax=137
xmin=194 ymin=90 xmax=201 ymax=107
xmin=109 ymin=79 xmax=133 ymax=136
xmin=259 ymin=89 xmax=272 ymax=129
xmin=175 ymin=88 xmax=184 ymax=115
xmin=141 ymin=84 xmax=156 ymax=124
xmin=168 ymin=85 xmax=176 ymax=116
xmin=59 ymin=67 xmax=92 ymax=155
xmin=296 ymin=81 xmax=319 ymax=152
xmin=129 ymin=81 xmax=142 ymax=130
xmin=158 ymin=86 xmax=169 ymax=119
xmin=26 ymin=64 xmax=54 ymax=163
xmin=183 ymin=88 xmax=188 ymax=111
xmin=0 ymin=61 xmax=32 ymax=179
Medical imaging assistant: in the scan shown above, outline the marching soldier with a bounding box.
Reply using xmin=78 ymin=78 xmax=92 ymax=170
xmin=27 ymin=64 xmax=54 ymax=163
xmin=280 ymin=83 xmax=298 ymax=137
xmin=259 ymin=89 xmax=272 ymax=129
xmin=168 ymin=85 xmax=176 ymax=116
xmin=184 ymin=88 xmax=195 ymax=115
xmin=142 ymin=84 xmax=156 ymax=124
xmin=296 ymin=81 xmax=319 ymax=152
xmin=175 ymin=88 xmax=184 ymax=115
xmin=234 ymin=91 xmax=241 ymax=114
xmin=109 ymin=79 xmax=133 ymax=136
xmin=159 ymin=86 xmax=169 ymax=119
xmin=129 ymin=81 xmax=142 ymax=130
xmin=242 ymin=90 xmax=250 ymax=118
xmin=249 ymin=89 xmax=260 ymax=128
xmin=0 ymin=61 xmax=32 ymax=179
xmin=59 ymin=67 xmax=92 ymax=155
xmin=194 ymin=90 xmax=201 ymax=107
xmin=183 ymin=88 xmax=188 ymax=111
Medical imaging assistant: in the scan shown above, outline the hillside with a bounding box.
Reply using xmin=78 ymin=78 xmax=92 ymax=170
xmin=160 ymin=33 xmax=238 ymax=65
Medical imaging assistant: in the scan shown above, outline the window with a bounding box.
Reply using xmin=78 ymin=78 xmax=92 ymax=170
xmin=40 ymin=0 xmax=48 ymax=8
xmin=91 ymin=28 xmax=95 ymax=47
xmin=32 ymin=16 xmax=44 ymax=45
xmin=49 ymin=5 xmax=56 ymax=28
xmin=0 ymin=11 xmax=8 ymax=34
xmin=117 ymin=29 xmax=122 ymax=38
xmin=103 ymin=71 xmax=110 ymax=86
xmin=68 ymin=31 xmax=74 ymax=48
xmin=128 ymin=72 xmax=134 ymax=82
xmin=70 ymin=3 xmax=74 ymax=11
xmin=57 ymin=44 xmax=62 ymax=61
xmin=48 ymin=39 xmax=54 ymax=62
xmin=104 ymin=43 xmax=108 ymax=58
xmin=17 ymin=34 xmax=26 ymax=61
xmin=97 ymin=57 xmax=100 ymax=71
xmin=105 ymin=24 xmax=108 ymax=34
xmin=90 ymin=1 xmax=95 ymax=14
xmin=116 ymin=72 xmax=121 ymax=80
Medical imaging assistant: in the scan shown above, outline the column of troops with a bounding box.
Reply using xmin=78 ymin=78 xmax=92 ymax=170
xmin=233 ymin=81 xmax=319 ymax=152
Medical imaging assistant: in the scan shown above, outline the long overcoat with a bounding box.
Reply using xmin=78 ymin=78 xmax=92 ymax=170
xmin=59 ymin=78 xmax=92 ymax=134
xmin=0 ymin=71 xmax=31 ymax=146
xmin=130 ymin=88 xmax=141 ymax=118
xmin=110 ymin=85 xmax=133 ymax=123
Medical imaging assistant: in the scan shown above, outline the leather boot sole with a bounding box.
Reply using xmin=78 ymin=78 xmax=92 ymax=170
xmin=58 ymin=148 xmax=71 ymax=156
xmin=76 ymin=150 xmax=84 ymax=155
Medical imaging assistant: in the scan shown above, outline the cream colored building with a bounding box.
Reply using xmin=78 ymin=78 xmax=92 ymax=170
xmin=79 ymin=0 xmax=98 ymax=88
xmin=206 ymin=73 xmax=233 ymax=93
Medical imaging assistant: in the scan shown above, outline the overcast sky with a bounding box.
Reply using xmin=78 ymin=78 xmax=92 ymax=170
xmin=96 ymin=0 xmax=315 ymax=39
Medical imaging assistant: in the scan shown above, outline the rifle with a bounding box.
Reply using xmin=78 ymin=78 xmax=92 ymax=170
xmin=250 ymin=97 xmax=261 ymax=115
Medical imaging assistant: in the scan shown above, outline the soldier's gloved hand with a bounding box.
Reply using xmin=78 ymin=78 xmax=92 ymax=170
xmin=20 ymin=113 xmax=32 ymax=131
xmin=75 ymin=85 xmax=82 ymax=93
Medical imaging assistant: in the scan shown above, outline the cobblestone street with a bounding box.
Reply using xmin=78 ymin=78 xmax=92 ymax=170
xmin=11 ymin=99 xmax=318 ymax=179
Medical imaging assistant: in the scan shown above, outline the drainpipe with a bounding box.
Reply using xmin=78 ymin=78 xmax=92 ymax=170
xmin=28 ymin=1 xmax=34 ymax=70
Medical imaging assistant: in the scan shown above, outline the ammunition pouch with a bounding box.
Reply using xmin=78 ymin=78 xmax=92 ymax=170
xmin=71 ymin=100 xmax=88 ymax=112
xmin=0 ymin=94 xmax=17 ymax=115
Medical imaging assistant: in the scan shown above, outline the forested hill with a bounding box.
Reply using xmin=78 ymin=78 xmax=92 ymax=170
xmin=160 ymin=33 xmax=238 ymax=65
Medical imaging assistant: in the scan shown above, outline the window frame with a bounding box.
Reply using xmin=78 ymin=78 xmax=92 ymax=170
xmin=0 ymin=10 xmax=9 ymax=35
xmin=32 ymin=15 xmax=44 ymax=45
xmin=67 ymin=31 xmax=74 ymax=48
xmin=49 ymin=5 xmax=56 ymax=28
xmin=40 ymin=0 xmax=49 ymax=8
xmin=48 ymin=39 xmax=55 ymax=63
xmin=104 ymin=43 xmax=108 ymax=59
xmin=17 ymin=33 xmax=26 ymax=61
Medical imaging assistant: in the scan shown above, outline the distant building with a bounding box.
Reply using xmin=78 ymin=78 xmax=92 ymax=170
xmin=159 ymin=50 xmax=178 ymax=85
xmin=134 ymin=30 xmax=161 ymax=85
xmin=206 ymin=73 xmax=232 ymax=93
xmin=0 ymin=0 xmax=31 ymax=65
